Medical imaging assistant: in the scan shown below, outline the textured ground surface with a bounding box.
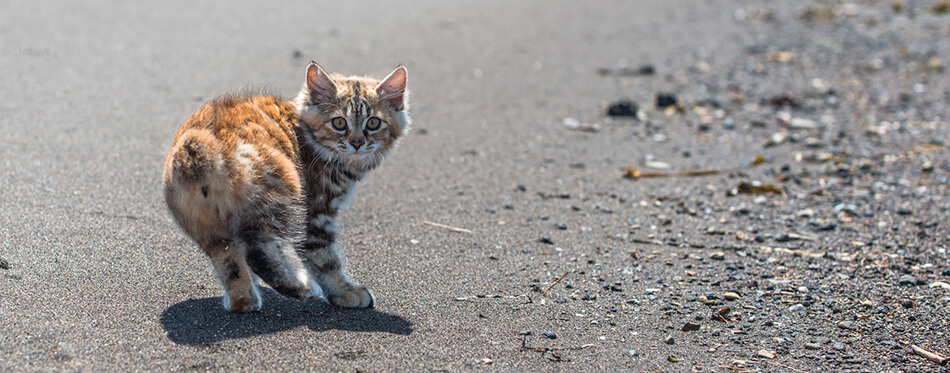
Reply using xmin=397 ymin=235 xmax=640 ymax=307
xmin=2 ymin=0 xmax=950 ymax=371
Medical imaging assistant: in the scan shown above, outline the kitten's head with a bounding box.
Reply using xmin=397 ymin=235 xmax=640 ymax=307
xmin=295 ymin=62 xmax=410 ymax=169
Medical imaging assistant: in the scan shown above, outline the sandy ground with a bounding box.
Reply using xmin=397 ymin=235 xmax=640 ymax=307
xmin=2 ymin=0 xmax=950 ymax=371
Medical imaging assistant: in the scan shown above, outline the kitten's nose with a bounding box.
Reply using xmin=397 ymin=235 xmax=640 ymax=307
xmin=349 ymin=139 xmax=364 ymax=150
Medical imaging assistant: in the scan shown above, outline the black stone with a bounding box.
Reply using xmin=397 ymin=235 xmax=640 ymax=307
xmin=607 ymin=100 xmax=639 ymax=117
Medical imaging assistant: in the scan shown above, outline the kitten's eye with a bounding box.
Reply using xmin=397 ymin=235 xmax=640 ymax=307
xmin=365 ymin=117 xmax=382 ymax=131
xmin=330 ymin=117 xmax=347 ymax=131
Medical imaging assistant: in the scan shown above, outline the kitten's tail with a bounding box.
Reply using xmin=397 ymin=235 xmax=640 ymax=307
xmin=162 ymin=129 xmax=227 ymax=243
xmin=163 ymin=129 xmax=219 ymax=187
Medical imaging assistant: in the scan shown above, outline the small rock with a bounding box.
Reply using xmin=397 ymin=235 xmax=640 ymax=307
xmin=664 ymin=335 xmax=675 ymax=345
xmin=900 ymin=299 xmax=913 ymax=308
xmin=890 ymin=354 xmax=907 ymax=363
xmin=556 ymin=223 xmax=567 ymax=230
xmin=628 ymin=349 xmax=639 ymax=357
xmin=757 ymin=349 xmax=776 ymax=359
xmin=788 ymin=304 xmax=805 ymax=312
xmin=898 ymin=274 xmax=918 ymax=286
xmin=797 ymin=286 xmax=809 ymax=293
xmin=607 ymin=100 xmax=639 ymax=117
xmin=682 ymin=322 xmax=701 ymax=331
xmin=860 ymin=300 xmax=873 ymax=307
xmin=832 ymin=342 xmax=846 ymax=351
xmin=480 ymin=358 xmax=493 ymax=365
xmin=543 ymin=331 xmax=557 ymax=339
xmin=836 ymin=321 xmax=853 ymax=330
xmin=0 ymin=258 xmax=9 ymax=270
xmin=815 ymin=222 xmax=837 ymax=231
xmin=930 ymin=281 xmax=950 ymax=290
xmin=539 ymin=236 xmax=554 ymax=245
xmin=656 ymin=93 xmax=678 ymax=109
xmin=804 ymin=342 xmax=821 ymax=350
xmin=518 ymin=330 xmax=532 ymax=336
xmin=789 ymin=117 xmax=818 ymax=129
xmin=710 ymin=251 xmax=726 ymax=260
xmin=723 ymin=292 xmax=741 ymax=301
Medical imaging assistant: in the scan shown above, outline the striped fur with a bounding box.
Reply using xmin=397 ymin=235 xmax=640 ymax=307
xmin=162 ymin=63 xmax=409 ymax=311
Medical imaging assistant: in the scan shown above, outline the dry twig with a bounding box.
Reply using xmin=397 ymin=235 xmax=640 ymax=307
xmin=423 ymin=220 xmax=473 ymax=234
xmin=912 ymin=345 xmax=949 ymax=366
xmin=541 ymin=271 xmax=569 ymax=296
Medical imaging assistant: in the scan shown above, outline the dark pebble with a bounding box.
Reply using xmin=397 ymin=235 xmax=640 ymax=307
xmin=539 ymin=236 xmax=554 ymax=245
xmin=656 ymin=93 xmax=678 ymax=108
xmin=291 ymin=49 xmax=304 ymax=58
xmin=556 ymin=223 xmax=568 ymax=230
xmin=516 ymin=184 xmax=527 ymax=192
xmin=890 ymin=354 xmax=907 ymax=363
xmin=816 ymin=222 xmax=837 ymax=231
xmin=607 ymin=100 xmax=639 ymax=117
xmin=503 ymin=204 xmax=515 ymax=210
xmin=681 ymin=322 xmax=701 ymax=331
xmin=543 ymin=331 xmax=557 ymax=339
xmin=664 ymin=335 xmax=675 ymax=345
xmin=0 ymin=258 xmax=9 ymax=270
xmin=896 ymin=208 xmax=913 ymax=216
xmin=768 ymin=94 xmax=801 ymax=109
xmin=900 ymin=299 xmax=913 ymax=308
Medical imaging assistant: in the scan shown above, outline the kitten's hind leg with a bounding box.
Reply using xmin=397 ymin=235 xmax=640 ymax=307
xmin=301 ymin=216 xmax=374 ymax=308
xmin=239 ymin=226 xmax=321 ymax=301
xmin=206 ymin=240 xmax=262 ymax=313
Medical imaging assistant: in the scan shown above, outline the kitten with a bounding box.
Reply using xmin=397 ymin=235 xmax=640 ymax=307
xmin=162 ymin=62 xmax=409 ymax=312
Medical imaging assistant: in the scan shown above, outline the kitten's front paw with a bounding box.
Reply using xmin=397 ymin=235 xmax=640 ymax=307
xmin=328 ymin=284 xmax=374 ymax=308
xmin=223 ymin=293 xmax=262 ymax=313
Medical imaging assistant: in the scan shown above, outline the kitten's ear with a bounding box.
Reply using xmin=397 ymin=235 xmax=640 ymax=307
xmin=376 ymin=66 xmax=408 ymax=111
xmin=306 ymin=62 xmax=338 ymax=105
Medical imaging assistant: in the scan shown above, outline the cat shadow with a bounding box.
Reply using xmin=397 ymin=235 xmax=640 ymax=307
xmin=160 ymin=289 xmax=413 ymax=345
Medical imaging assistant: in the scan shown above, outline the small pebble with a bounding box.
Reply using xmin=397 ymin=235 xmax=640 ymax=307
xmin=664 ymin=335 xmax=675 ymax=345
xmin=628 ymin=349 xmax=639 ymax=357
xmin=900 ymin=299 xmax=913 ymax=308
xmin=682 ymin=322 xmax=701 ymax=331
xmin=710 ymin=251 xmax=726 ymax=260
xmin=757 ymin=349 xmax=776 ymax=359
xmin=788 ymin=304 xmax=805 ymax=312
xmin=556 ymin=223 xmax=567 ymax=230
xmin=543 ymin=331 xmax=557 ymax=339
xmin=832 ymin=342 xmax=846 ymax=351
xmin=723 ymin=292 xmax=741 ymax=300
xmin=930 ymin=281 xmax=950 ymax=290
xmin=836 ymin=321 xmax=853 ymax=330
xmin=518 ymin=330 xmax=532 ymax=336
xmin=898 ymin=274 xmax=918 ymax=286
xmin=539 ymin=236 xmax=554 ymax=245
xmin=804 ymin=342 xmax=821 ymax=350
